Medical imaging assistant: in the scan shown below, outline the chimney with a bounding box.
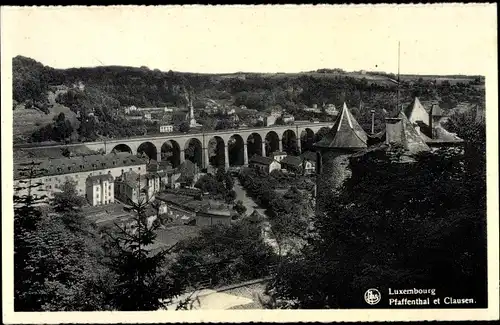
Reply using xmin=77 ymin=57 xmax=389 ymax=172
xmin=429 ymin=104 xmax=443 ymax=139
xmin=370 ymin=110 xmax=375 ymax=134
xmin=385 ymin=117 xmax=404 ymax=145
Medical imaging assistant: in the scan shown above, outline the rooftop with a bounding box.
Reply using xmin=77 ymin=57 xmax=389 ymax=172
xmin=280 ymin=155 xmax=303 ymax=167
xmin=300 ymin=151 xmax=317 ymax=162
xmin=314 ymin=102 xmax=368 ymax=150
xmin=86 ymin=174 xmax=114 ymax=183
xmin=249 ymin=155 xmax=275 ymax=165
xmin=14 ymin=152 xmax=148 ymax=180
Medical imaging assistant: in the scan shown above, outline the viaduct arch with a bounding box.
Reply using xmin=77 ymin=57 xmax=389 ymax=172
xmin=51 ymin=122 xmax=334 ymax=170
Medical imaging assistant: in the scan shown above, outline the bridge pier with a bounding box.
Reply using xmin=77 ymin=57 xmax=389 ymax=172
xmin=278 ymin=138 xmax=283 ymax=152
xmin=203 ymin=147 xmax=209 ymax=170
xmin=243 ymin=143 xmax=248 ymax=166
xmin=180 ymin=150 xmax=185 ymax=164
xmin=261 ymin=141 xmax=266 ymax=157
xmin=157 ymin=151 xmax=162 ymax=163
xmin=296 ymin=137 xmax=301 ymax=154
xmin=224 ymin=145 xmax=230 ymax=170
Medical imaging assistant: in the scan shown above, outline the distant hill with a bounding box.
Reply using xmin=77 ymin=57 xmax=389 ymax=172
xmin=12 ymin=56 xmax=485 ymax=144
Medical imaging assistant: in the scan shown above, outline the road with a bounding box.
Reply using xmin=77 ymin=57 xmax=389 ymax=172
xmin=232 ymin=177 xmax=279 ymax=253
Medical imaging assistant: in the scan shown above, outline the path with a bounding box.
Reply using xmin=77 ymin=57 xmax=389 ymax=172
xmin=233 ymin=177 xmax=279 ymax=253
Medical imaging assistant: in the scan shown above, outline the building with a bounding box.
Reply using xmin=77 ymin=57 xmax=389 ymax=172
xmin=303 ymin=104 xmax=322 ymax=114
xmin=159 ymin=124 xmax=174 ymax=133
xmin=144 ymin=113 xmax=152 ymax=120
xmin=282 ymin=113 xmax=295 ymax=124
xmin=404 ymin=97 xmax=463 ymax=150
xmin=196 ymin=209 xmax=233 ymax=226
xmin=270 ymin=151 xmax=287 ymax=163
xmin=300 ymin=151 xmax=317 ymax=175
xmin=124 ymin=105 xmax=138 ymax=114
xmin=167 ymin=160 xmax=201 ymax=188
xmin=115 ymin=171 xmax=161 ymax=205
xmin=314 ymin=102 xmax=368 ymax=211
xmin=280 ymin=155 xmax=303 ymax=173
xmin=14 ymin=153 xmax=148 ymax=202
xmin=248 ymin=155 xmax=281 ymax=174
xmin=324 ymin=104 xmax=338 ymax=116
xmin=86 ymin=174 xmax=115 ymax=206
xmin=264 ymin=107 xmax=283 ymax=126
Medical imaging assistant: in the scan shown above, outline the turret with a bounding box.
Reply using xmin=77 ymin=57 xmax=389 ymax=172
xmin=314 ymin=102 xmax=368 ymax=213
xmin=429 ymin=104 xmax=444 ymax=139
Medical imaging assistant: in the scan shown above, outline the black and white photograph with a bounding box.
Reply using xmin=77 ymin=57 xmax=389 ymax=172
xmin=1 ymin=4 xmax=498 ymax=323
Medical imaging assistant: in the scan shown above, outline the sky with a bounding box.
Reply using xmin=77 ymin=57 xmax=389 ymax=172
xmin=1 ymin=4 xmax=497 ymax=75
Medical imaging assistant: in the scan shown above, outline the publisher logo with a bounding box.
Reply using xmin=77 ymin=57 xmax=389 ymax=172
xmin=364 ymin=288 xmax=381 ymax=305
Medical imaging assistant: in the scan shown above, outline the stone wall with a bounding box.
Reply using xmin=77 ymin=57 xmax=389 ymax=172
xmin=315 ymin=150 xmax=353 ymax=214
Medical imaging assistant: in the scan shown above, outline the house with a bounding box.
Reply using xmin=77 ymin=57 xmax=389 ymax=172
xmin=300 ymin=151 xmax=317 ymax=175
xmin=124 ymin=105 xmax=138 ymax=114
xmin=282 ymin=113 xmax=295 ymax=124
xmin=324 ymin=104 xmax=338 ymax=116
xmin=159 ymin=124 xmax=174 ymax=133
xmin=280 ymin=155 xmax=303 ymax=173
xmin=270 ymin=151 xmax=287 ymax=163
xmin=264 ymin=107 xmax=283 ymax=126
xmin=248 ymin=155 xmax=281 ymax=174
xmin=86 ymin=174 xmax=115 ymax=206
xmin=404 ymin=97 xmax=463 ymax=150
xmin=168 ymin=160 xmax=201 ymax=188
xmin=115 ymin=171 xmax=161 ymax=205
xmin=14 ymin=153 xmax=148 ymax=202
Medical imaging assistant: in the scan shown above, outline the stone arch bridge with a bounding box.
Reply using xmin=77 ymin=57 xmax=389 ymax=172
xmin=22 ymin=122 xmax=333 ymax=169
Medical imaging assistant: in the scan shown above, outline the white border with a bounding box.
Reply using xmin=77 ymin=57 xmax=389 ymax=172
xmin=2 ymin=4 xmax=499 ymax=323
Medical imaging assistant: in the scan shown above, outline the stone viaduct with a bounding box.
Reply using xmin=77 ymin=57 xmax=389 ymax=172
xmin=21 ymin=122 xmax=333 ymax=169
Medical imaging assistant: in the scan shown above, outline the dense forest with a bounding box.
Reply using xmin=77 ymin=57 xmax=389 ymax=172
xmin=13 ymin=55 xmax=485 ymax=144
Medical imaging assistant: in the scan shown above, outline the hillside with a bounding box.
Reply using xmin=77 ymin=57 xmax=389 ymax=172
xmin=12 ymin=56 xmax=485 ymax=144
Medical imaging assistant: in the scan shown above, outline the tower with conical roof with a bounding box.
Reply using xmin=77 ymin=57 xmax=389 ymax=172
xmin=314 ymin=102 xmax=368 ymax=212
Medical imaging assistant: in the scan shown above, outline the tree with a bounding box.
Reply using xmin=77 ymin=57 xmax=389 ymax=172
xmin=172 ymin=222 xmax=276 ymax=289
xmin=178 ymin=121 xmax=190 ymax=133
xmin=224 ymin=189 xmax=237 ymax=204
xmin=14 ymin=162 xmax=48 ymax=310
xmin=233 ymin=200 xmax=247 ymax=216
xmin=268 ymin=143 xmax=487 ymax=308
xmin=14 ymin=162 xmax=110 ymax=311
xmin=51 ymin=179 xmax=86 ymax=230
xmin=102 ymin=199 xmax=183 ymax=310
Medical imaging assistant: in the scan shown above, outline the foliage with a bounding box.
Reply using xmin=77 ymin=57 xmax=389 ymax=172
xmin=50 ymin=179 xmax=87 ymax=231
xmin=171 ymin=222 xmax=277 ymax=289
xmin=101 ymin=200 xmax=183 ymax=310
xmin=268 ymin=123 xmax=487 ymax=308
xmin=14 ymin=55 xmax=485 ymax=144
xmin=233 ymin=200 xmax=247 ymax=216
xmin=194 ymin=168 xmax=235 ymax=202
xmin=31 ymin=112 xmax=74 ymax=142
xmin=178 ymin=121 xmax=190 ymax=133
xmin=14 ymin=162 xmax=113 ymax=311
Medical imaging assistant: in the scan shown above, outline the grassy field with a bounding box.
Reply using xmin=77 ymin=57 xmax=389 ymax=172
xmin=13 ymin=89 xmax=79 ymax=142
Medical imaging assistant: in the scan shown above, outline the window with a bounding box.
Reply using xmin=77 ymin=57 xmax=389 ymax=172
xmin=89 ymin=173 xmax=93 ymax=176
xmin=109 ymin=185 xmax=112 ymax=191
xmin=108 ymin=171 xmax=111 ymax=174
xmin=138 ymin=167 xmax=141 ymax=170
xmin=96 ymin=187 xmax=99 ymax=192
